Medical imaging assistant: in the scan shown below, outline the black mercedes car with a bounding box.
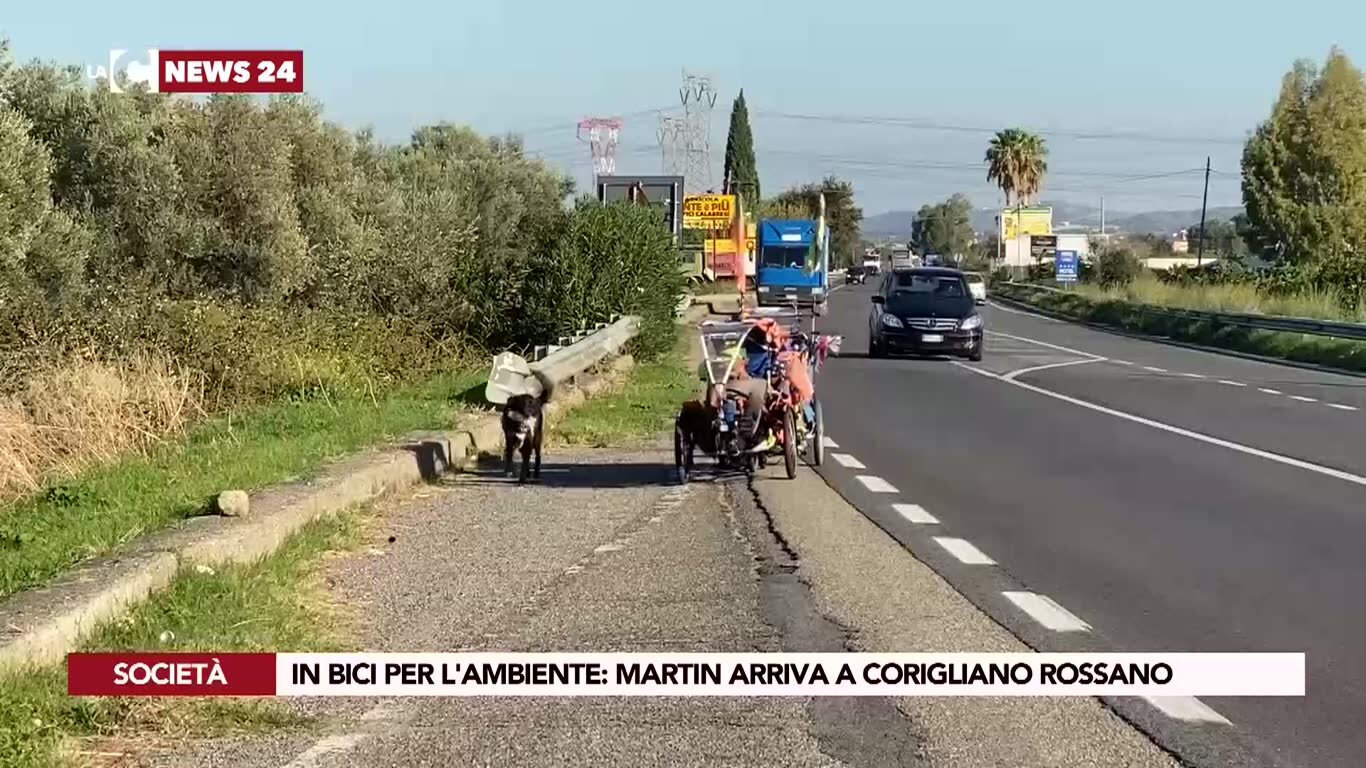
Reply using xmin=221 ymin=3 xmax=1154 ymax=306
xmin=867 ymin=267 xmax=983 ymax=360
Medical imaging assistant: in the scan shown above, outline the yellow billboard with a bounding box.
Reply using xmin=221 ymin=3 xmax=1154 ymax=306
xmin=1001 ymin=206 xmax=1053 ymax=240
xmin=683 ymin=194 xmax=736 ymax=230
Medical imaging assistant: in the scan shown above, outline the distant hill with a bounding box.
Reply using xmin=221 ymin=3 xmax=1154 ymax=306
xmin=863 ymin=202 xmax=1245 ymax=239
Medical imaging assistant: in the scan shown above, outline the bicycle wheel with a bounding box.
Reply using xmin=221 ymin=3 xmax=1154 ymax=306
xmin=810 ymin=400 xmax=824 ymax=467
xmin=782 ymin=409 xmax=798 ymax=479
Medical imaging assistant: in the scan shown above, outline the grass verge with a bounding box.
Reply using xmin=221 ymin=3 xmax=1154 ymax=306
xmin=0 ymin=369 xmax=481 ymax=600
xmin=995 ymin=283 xmax=1366 ymax=373
xmin=0 ymin=511 xmax=360 ymax=768
xmin=552 ymin=339 xmax=696 ymax=447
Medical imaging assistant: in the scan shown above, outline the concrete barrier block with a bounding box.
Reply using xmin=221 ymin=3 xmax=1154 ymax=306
xmin=0 ymin=550 xmax=179 ymax=674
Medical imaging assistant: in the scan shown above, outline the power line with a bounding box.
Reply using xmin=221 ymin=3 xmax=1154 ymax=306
xmin=751 ymin=109 xmax=1249 ymax=146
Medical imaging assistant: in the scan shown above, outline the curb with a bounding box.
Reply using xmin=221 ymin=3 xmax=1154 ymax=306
xmin=0 ymin=354 xmax=636 ymax=675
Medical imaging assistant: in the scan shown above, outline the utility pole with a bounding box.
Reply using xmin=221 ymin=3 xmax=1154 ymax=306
xmin=1100 ymin=195 xmax=1105 ymax=241
xmin=1197 ymin=156 xmax=1211 ymax=267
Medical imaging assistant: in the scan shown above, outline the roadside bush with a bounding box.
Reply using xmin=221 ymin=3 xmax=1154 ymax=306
xmin=1094 ymin=245 xmax=1143 ymax=288
xmin=0 ymin=38 xmax=688 ymax=500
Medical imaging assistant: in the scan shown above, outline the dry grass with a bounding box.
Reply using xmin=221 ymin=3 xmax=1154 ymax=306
xmin=0 ymin=355 xmax=205 ymax=504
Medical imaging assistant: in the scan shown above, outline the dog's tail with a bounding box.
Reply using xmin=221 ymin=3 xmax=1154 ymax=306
xmin=530 ymin=368 xmax=555 ymax=405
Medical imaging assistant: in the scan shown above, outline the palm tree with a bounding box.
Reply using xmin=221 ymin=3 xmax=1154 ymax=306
xmin=985 ymin=129 xmax=1049 ymax=206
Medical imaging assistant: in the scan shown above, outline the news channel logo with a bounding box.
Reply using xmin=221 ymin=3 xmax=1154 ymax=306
xmin=85 ymin=49 xmax=160 ymax=93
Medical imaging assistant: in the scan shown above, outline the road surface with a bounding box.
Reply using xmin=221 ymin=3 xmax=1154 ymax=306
xmin=812 ymin=282 xmax=1366 ymax=767
xmin=144 ymin=441 xmax=1174 ymax=767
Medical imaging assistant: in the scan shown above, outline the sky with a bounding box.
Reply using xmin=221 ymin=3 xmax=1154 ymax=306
xmin=3 ymin=1 xmax=1363 ymax=217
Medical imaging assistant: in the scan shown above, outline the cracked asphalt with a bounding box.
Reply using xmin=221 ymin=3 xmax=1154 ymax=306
xmin=140 ymin=439 xmax=1176 ymax=767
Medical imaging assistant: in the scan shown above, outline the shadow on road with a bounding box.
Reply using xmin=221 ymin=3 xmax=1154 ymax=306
xmin=456 ymin=455 xmax=752 ymax=489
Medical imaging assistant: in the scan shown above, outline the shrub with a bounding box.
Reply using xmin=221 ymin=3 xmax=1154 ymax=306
xmin=1094 ymin=245 xmax=1143 ymax=289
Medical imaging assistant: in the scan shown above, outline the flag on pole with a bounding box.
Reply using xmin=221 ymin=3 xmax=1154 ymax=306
xmin=806 ymin=193 xmax=827 ymax=275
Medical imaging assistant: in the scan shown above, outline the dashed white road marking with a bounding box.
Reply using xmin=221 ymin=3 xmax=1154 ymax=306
xmin=1142 ymin=366 xmax=1168 ymax=373
xmin=1217 ymin=379 xmax=1246 ymax=387
xmin=1002 ymin=591 xmax=1092 ymax=632
xmin=821 ymin=436 xmax=839 ymax=448
xmin=933 ymin=537 xmax=996 ymax=565
xmin=831 ymin=452 xmax=866 ymax=469
xmin=1327 ymin=403 xmax=1359 ymax=411
xmin=1289 ymin=395 xmax=1318 ymax=403
xmin=953 ymin=361 xmax=1366 ymax=489
xmin=1143 ymin=696 xmax=1232 ymax=724
xmin=1259 ymin=388 xmax=1283 ymax=395
xmin=1180 ymin=372 xmax=1206 ymax=379
xmin=893 ymin=503 xmax=939 ymax=524
xmin=856 ymin=475 xmax=899 ymax=493
xmin=593 ymin=543 xmax=623 ymax=553
xmin=1111 ymin=359 xmax=1134 ymax=366
xmin=1002 ymin=357 xmax=1107 ymax=381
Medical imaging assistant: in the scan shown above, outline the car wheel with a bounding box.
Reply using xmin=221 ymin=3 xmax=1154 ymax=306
xmin=869 ymin=335 xmax=883 ymax=359
xmin=968 ymin=344 xmax=983 ymax=362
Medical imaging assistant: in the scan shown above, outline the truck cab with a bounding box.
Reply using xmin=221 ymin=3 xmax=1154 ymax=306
xmin=755 ymin=219 xmax=828 ymax=311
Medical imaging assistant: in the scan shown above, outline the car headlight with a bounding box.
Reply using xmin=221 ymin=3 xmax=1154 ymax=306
xmin=881 ymin=314 xmax=903 ymax=328
xmin=758 ymin=286 xmax=769 ymax=293
xmin=959 ymin=314 xmax=982 ymax=331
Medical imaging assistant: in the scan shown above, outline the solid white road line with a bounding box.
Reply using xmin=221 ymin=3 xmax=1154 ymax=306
xmin=952 ymin=362 xmax=1366 ymax=490
xmin=1290 ymin=395 xmax=1318 ymax=403
xmin=831 ymin=452 xmax=865 ymax=469
xmin=1002 ymin=591 xmax=1092 ymax=632
xmin=933 ymin=537 xmax=996 ymax=565
xmin=856 ymin=475 xmax=899 ymax=493
xmin=1142 ymin=365 xmax=1168 ymax=373
xmin=987 ymin=330 xmax=1102 ymax=359
xmin=1111 ymin=359 xmax=1134 ymax=366
xmin=893 ymin=503 xmax=939 ymax=524
xmin=1002 ymin=357 xmax=1108 ymax=381
xmin=1217 ymin=379 xmax=1246 ymax=387
xmin=1327 ymin=403 xmax=1359 ymax=411
xmin=1143 ymin=696 xmax=1232 ymax=725
xmin=987 ymin=300 xmax=1061 ymax=321
xmin=1259 ymin=388 xmax=1283 ymax=395
xmin=821 ymin=436 xmax=839 ymax=448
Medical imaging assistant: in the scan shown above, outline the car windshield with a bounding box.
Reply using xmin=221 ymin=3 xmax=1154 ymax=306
xmin=893 ymin=273 xmax=966 ymax=297
xmin=965 ymin=274 xmax=984 ymax=284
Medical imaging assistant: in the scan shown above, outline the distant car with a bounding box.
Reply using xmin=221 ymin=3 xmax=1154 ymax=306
xmin=868 ymin=267 xmax=984 ymax=361
xmin=964 ymin=271 xmax=987 ymax=304
xmin=845 ymin=267 xmax=867 ymax=285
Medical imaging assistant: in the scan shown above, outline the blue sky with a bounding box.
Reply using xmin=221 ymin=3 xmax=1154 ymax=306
xmin=3 ymin=1 xmax=1362 ymax=216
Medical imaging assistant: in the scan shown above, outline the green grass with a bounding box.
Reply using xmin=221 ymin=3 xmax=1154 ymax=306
xmin=552 ymin=343 xmax=695 ymax=447
xmin=996 ymin=282 xmax=1366 ymax=372
xmin=0 ymin=369 xmax=481 ymax=600
xmin=1071 ymin=274 xmax=1366 ymax=323
xmin=0 ymin=512 xmax=359 ymax=768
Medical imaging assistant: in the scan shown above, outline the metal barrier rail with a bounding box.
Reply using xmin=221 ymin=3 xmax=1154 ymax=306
xmin=1003 ymin=282 xmax=1366 ymax=341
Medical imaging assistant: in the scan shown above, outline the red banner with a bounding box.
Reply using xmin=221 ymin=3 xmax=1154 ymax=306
xmin=68 ymin=652 xmax=277 ymax=696
xmin=158 ymin=50 xmax=303 ymax=93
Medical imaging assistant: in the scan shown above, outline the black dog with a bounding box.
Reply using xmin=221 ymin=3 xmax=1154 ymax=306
xmin=502 ymin=374 xmax=552 ymax=482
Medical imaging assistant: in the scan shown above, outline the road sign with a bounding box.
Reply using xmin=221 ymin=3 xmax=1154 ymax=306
xmin=1056 ymin=250 xmax=1079 ymax=283
xmin=683 ymin=194 xmax=735 ymax=229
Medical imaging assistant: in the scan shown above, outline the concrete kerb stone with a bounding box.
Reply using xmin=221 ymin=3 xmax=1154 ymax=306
xmin=0 ymin=348 xmax=637 ymax=675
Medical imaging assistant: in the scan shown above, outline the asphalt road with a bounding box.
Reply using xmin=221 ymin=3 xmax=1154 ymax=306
xmin=812 ymin=282 xmax=1366 ymax=768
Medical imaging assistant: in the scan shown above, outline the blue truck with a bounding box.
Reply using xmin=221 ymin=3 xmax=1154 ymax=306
xmin=754 ymin=214 xmax=830 ymax=313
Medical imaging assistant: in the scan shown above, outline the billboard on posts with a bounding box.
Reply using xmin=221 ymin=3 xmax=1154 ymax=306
xmin=1001 ymin=206 xmax=1053 ymax=240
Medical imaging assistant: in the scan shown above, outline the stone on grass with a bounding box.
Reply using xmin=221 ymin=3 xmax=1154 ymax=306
xmin=217 ymin=490 xmax=250 ymax=517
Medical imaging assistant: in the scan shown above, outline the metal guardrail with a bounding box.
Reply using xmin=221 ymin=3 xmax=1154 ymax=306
xmin=485 ymin=315 xmax=641 ymax=405
xmin=530 ymin=315 xmax=641 ymax=386
xmin=1003 ymin=282 xmax=1366 ymax=342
